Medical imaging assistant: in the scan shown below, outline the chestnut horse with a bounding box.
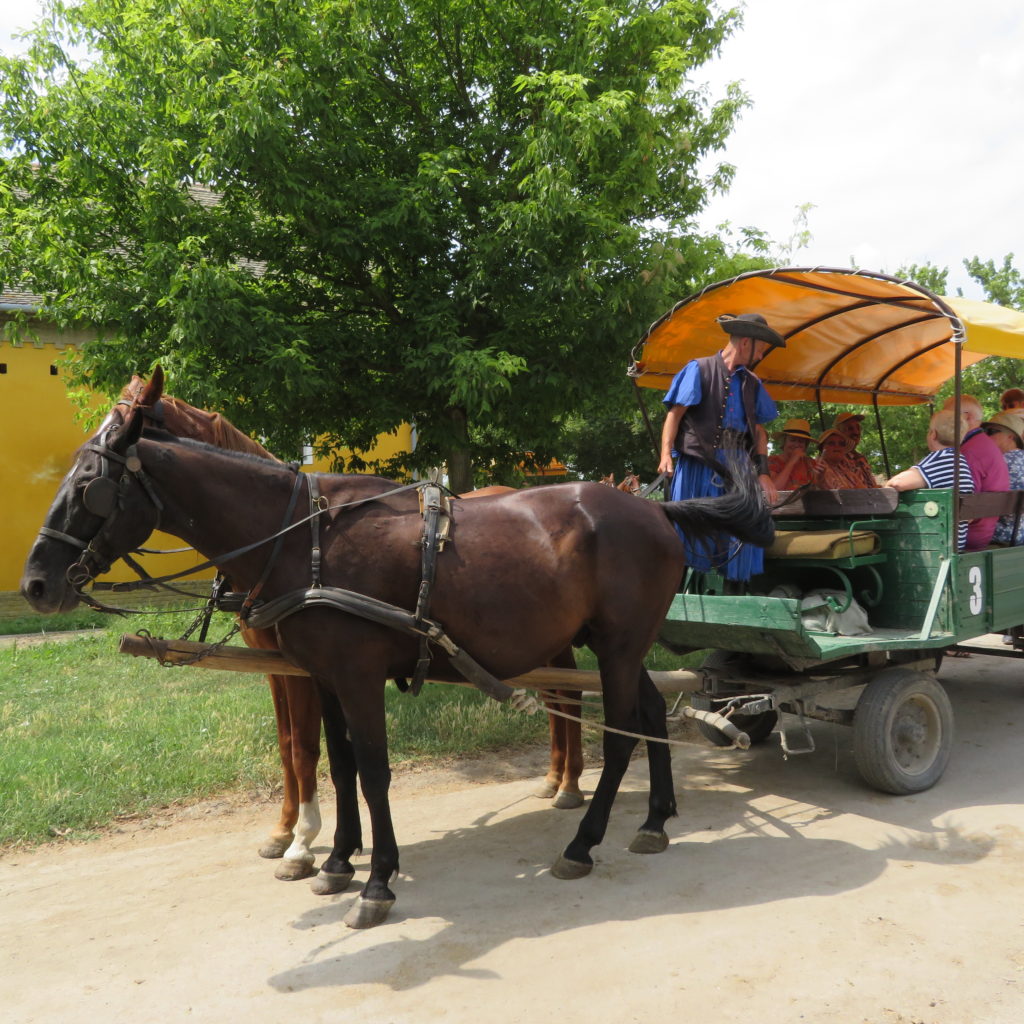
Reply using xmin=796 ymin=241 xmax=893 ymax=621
xmin=22 ymin=375 xmax=773 ymax=929
xmin=114 ymin=374 xmax=586 ymax=885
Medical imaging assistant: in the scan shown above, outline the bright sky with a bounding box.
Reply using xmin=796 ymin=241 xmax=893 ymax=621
xmin=3 ymin=0 xmax=1022 ymax=300
xmin=696 ymin=0 xmax=1024 ymax=299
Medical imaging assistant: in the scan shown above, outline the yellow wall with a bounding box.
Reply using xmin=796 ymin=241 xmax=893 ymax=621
xmin=1 ymin=334 xmax=215 ymax=592
xmin=1 ymin=332 xmax=413 ymax=593
xmin=305 ymin=425 xmax=414 ymax=475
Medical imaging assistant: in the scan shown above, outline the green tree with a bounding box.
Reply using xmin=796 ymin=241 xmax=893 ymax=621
xmin=0 ymin=0 xmax=746 ymax=491
xmin=966 ymin=253 xmax=1024 ymax=308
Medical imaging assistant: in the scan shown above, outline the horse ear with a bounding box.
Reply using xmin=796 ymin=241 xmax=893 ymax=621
xmin=119 ymin=403 xmax=146 ymax=449
xmin=138 ymin=365 xmax=164 ymax=407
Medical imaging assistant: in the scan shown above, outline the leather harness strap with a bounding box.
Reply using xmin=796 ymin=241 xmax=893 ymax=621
xmin=410 ymin=482 xmax=449 ymax=695
xmin=239 ymin=478 xmax=515 ymax=703
xmin=239 ymin=467 xmax=306 ymax=620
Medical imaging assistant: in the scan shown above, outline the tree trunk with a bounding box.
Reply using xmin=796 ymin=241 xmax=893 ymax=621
xmin=446 ymin=405 xmax=473 ymax=494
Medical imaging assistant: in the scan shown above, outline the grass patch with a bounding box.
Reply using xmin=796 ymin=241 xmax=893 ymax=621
xmin=0 ymin=608 xmax=703 ymax=847
xmin=0 ymin=608 xmax=109 ymax=635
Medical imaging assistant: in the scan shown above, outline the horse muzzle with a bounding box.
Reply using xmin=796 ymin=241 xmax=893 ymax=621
xmin=20 ymin=570 xmax=80 ymax=614
xmin=20 ymin=539 xmax=82 ymax=614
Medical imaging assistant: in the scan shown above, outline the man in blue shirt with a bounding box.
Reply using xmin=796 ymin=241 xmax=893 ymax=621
xmin=657 ymin=312 xmax=783 ymax=582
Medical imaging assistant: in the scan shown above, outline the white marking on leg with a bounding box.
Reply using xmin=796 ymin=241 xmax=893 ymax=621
xmin=282 ymin=796 xmax=321 ymax=865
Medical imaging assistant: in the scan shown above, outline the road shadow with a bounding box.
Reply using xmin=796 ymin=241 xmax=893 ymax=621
xmin=265 ymin=656 xmax=1017 ymax=994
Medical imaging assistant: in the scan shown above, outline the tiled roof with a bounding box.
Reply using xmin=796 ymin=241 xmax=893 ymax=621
xmin=0 ymin=286 xmax=41 ymax=309
xmin=2 ymin=181 xmax=263 ymax=311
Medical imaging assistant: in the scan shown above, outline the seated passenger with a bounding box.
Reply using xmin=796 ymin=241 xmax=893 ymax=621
xmin=832 ymin=411 xmax=878 ymax=487
xmin=1001 ymin=388 xmax=1024 ymax=412
xmin=940 ymin=394 xmax=1009 ymax=548
xmin=815 ymin=428 xmax=871 ymax=489
xmin=768 ymin=418 xmax=820 ymax=489
xmin=885 ymin=409 xmax=975 ymax=551
xmin=982 ymin=411 xmax=1024 ymax=545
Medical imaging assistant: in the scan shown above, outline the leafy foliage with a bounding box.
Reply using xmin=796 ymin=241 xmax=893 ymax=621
xmin=0 ymin=0 xmax=747 ymax=490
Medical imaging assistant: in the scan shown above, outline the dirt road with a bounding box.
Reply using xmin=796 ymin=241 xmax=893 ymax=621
xmin=4 ymin=650 xmax=1024 ymax=1023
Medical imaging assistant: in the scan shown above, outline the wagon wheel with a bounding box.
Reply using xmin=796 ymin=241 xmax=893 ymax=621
xmin=693 ymin=650 xmax=779 ymax=748
xmin=853 ymin=668 xmax=953 ymax=794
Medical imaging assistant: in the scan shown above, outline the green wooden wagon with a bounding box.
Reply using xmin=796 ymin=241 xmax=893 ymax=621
xmin=632 ymin=267 xmax=1024 ymax=794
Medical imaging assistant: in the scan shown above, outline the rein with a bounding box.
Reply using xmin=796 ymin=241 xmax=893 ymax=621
xmin=48 ymin=445 xmax=423 ymax=603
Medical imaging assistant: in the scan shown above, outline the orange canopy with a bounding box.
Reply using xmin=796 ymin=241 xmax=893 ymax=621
xmin=629 ymin=267 xmax=1024 ymax=406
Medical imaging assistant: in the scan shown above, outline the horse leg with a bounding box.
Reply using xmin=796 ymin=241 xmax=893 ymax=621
xmin=536 ymin=693 xmax=571 ymax=799
xmin=551 ymin=648 xmax=584 ymax=810
xmin=318 ymin=676 xmax=399 ymax=929
xmin=273 ymin=676 xmax=323 ymax=880
xmin=551 ymin=653 xmax=643 ymax=880
xmin=258 ymin=674 xmax=302 ymax=860
xmin=534 ymin=651 xmax=585 ymax=808
xmin=310 ymin=682 xmax=363 ymax=896
xmin=628 ymin=668 xmax=677 ymax=855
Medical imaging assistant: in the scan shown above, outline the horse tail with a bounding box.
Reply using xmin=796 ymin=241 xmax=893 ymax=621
xmin=660 ymin=455 xmax=775 ymax=548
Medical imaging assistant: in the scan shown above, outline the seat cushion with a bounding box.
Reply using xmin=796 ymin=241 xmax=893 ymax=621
xmin=766 ymin=529 xmax=880 ymax=559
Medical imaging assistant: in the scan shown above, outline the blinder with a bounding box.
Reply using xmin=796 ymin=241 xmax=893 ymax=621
xmin=83 ymin=475 xmax=120 ymax=518
xmin=38 ymin=421 xmax=164 ymax=597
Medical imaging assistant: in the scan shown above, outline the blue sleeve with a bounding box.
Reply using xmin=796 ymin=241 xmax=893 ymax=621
xmin=754 ymin=382 xmax=778 ymax=424
xmin=663 ymin=361 xmax=702 ymax=409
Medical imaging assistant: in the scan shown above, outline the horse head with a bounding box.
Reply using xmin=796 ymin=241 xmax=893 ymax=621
xmin=617 ymin=473 xmax=642 ymax=495
xmin=20 ymin=392 xmax=161 ymax=614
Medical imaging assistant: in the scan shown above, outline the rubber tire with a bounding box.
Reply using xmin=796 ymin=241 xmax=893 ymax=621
xmin=853 ymin=668 xmax=953 ymax=794
xmin=694 ymin=651 xmax=779 ymax=748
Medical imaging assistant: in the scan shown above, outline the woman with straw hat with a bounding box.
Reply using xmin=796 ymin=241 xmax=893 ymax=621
xmin=814 ymin=427 xmax=871 ymax=489
xmin=768 ymin=418 xmax=819 ymax=489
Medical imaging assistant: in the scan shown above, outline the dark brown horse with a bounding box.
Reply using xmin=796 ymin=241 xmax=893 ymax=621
xmin=113 ymin=375 xmax=587 ymax=884
xmin=21 ymin=375 xmax=773 ymax=929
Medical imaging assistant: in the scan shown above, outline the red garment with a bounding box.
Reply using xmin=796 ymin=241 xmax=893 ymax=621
xmin=768 ymin=452 xmax=816 ymax=487
xmin=845 ymin=450 xmax=878 ymax=487
xmin=815 ymin=456 xmax=872 ymax=490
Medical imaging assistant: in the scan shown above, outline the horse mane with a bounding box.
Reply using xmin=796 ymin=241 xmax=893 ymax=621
xmin=117 ymin=376 xmax=279 ymax=462
xmin=160 ymin=396 xmax=279 ymax=462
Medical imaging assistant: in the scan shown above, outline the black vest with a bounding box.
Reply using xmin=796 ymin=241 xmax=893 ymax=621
xmin=675 ymin=352 xmax=760 ymax=460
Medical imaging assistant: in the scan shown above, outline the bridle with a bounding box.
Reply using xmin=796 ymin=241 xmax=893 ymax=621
xmin=37 ymin=414 xmax=427 ymax=614
xmin=37 ymin=423 xmax=165 ymax=602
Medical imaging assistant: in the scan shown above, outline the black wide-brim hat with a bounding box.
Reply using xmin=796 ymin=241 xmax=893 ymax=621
xmin=717 ymin=312 xmax=786 ymax=349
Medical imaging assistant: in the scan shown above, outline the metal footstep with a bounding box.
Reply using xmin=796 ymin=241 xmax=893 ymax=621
xmin=778 ymin=704 xmax=816 ymax=758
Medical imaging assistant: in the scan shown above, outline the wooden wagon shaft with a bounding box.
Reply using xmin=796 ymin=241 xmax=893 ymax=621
xmin=118 ymin=633 xmax=707 ymax=695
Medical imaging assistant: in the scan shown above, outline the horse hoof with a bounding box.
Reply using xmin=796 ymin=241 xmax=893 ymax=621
xmin=550 ymin=855 xmax=592 ymax=880
xmin=628 ymin=829 xmax=669 ymax=855
xmin=275 ymin=858 xmax=316 ymax=881
xmin=311 ymin=869 xmax=355 ymax=896
xmin=344 ymin=897 xmax=395 ymax=929
xmin=534 ymin=782 xmax=559 ymax=799
xmin=258 ymin=837 xmax=290 ymax=859
xmin=552 ymin=790 xmax=585 ymax=810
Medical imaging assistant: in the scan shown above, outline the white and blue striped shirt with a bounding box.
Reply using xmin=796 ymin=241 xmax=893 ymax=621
xmin=916 ymin=447 xmax=975 ymax=551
